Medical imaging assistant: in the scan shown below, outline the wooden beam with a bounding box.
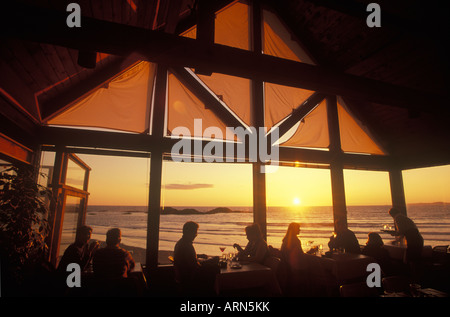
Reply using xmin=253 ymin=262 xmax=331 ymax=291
xmin=389 ymin=168 xmax=407 ymax=215
xmin=170 ymin=67 xmax=246 ymax=130
xmin=326 ymin=95 xmax=348 ymax=229
xmin=195 ymin=0 xmax=215 ymax=76
xmin=250 ymin=0 xmax=267 ymax=239
xmin=39 ymin=125 xmax=392 ymax=171
xmin=146 ymin=64 xmax=167 ymax=269
xmin=301 ymin=0 xmax=446 ymax=40
xmin=0 ymin=132 xmax=33 ymax=165
xmin=270 ymin=92 xmax=326 ymax=139
xmin=147 ymin=151 xmax=163 ymax=269
xmin=0 ymin=95 xmax=39 ymax=151
xmin=40 ymin=55 xmax=142 ymax=121
xmin=47 ymin=147 xmax=65 ymax=265
xmin=163 ymin=0 xmax=184 ymax=33
xmin=2 ymin=2 xmax=446 ymax=116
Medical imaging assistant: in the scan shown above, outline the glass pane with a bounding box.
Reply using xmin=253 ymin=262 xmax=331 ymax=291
xmin=38 ymin=151 xmax=55 ymax=188
xmin=82 ymin=155 xmax=150 ymax=264
xmin=266 ymin=166 xmax=333 ymax=251
xmin=66 ymin=157 xmax=86 ymax=190
xmin=343 ymin=170 xmax=392 ymax=246
xmin=160 ymin=161 xmax=253 ymax=263
xmin=59 ymin=195 xmax=83 ymax=257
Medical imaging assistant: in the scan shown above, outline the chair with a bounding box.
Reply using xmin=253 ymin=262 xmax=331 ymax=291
xmin=432 ymin=245 xmax=449 ymax=253
xmin=339 ymin=281 xmax=379 ymax=297
xmin=263 ymin=256 xmax=281 ymax=271
xmin=263 ymin=256 xmax=283 ymax=296
xmin=382 ymin=275 xmax=411 ymax=294
xmin=432 ymin=245 xmax=449 ymax=259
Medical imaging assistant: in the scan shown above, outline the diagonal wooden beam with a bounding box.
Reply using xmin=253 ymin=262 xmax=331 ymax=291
xmin=269 ymin=92 xmax=326 ymax=140
xmin=40 ymin=55 xmax=142 ymax=121
xmin=170 ymin=67 xmax=246 ymax=130
xmin=1 ymin=2 xmax=446 ymax=116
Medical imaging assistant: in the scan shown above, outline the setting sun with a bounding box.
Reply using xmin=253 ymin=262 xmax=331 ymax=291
xmin=293 ymin=197 xmax=301 ymax=205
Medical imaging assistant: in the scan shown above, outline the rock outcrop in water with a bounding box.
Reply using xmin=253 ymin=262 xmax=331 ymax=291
xmin=160 ymin=207 xmax=247 ymax=215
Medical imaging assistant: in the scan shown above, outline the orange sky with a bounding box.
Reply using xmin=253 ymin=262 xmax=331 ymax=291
xmin=41 ymin=151 xmax=450 ymax=207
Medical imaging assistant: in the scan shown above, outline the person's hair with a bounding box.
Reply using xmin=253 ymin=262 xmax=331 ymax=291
xmin=77 ymin=225 xmax=93 ymax=236
xmin=366 ymin=232 xmax=384 ymax=247
xmin=389 ymin=207 xmax=401 ymax=217
xmin=283 ymin=222 xmax=300 ymax=242
xmin=245 ymin=223 xmax=263 ymax=240
xmin=281 ymin=222 xmax=300 ymax=250
xmin=106 ymin=228 xmax=121 ymax=246
xmin=182 ymin=221 xmax=199 ymax=236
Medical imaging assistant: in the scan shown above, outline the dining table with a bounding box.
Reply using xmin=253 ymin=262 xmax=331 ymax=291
xmin=316 ymin=251 xmax=377 ymax=285
xmin=214 ymin=261 xmax=281 ymax=296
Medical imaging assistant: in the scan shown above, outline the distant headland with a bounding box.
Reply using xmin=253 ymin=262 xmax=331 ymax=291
xmin=160 ymin=206 xmax=249 ymax=215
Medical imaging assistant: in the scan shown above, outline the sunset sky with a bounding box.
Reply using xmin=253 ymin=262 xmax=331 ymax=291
xmin=42 ymin=152 xmax=450 ymax=208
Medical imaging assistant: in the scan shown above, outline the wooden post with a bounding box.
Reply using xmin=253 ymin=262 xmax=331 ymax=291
xmin=329 ymin=163 xmax=347 ymax=229
xmin=196 ymin=0 xmax=215 ymax=74
xmin=146 ymin=64 xmax=167 ymax=269
xmin=47 ymin=147 xmax=65 ymax=265
xmin=253 ymin=163 xmax=267 ymax=238
xmin=250 ymin=0 xmax=267 ymax=239
xmin=326 ymin=95 xmax=348 ymax=229
xmin=389 ymin=168 xmax=407 ymax=215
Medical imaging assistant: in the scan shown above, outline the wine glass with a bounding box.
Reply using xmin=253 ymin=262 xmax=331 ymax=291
xmin=219 ymin=246 xmax=226 ymax=260
xmin=318 ymin=244 xmax=323 ymax=255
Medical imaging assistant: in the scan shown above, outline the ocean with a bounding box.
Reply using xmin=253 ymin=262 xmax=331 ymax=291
xmin=84 ymin=203 xmax=450 ymax=259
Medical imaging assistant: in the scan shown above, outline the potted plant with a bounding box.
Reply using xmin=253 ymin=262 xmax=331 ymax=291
xmin=0 ymin=164 xmax=52 ymax=295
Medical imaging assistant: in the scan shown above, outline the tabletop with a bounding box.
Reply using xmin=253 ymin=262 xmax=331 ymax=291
xmin=215 ymin=261 xmax=280 ymax=296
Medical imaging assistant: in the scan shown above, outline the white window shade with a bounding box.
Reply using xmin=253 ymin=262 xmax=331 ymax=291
xmin=47 ymin=62 xmax=155 ymax=134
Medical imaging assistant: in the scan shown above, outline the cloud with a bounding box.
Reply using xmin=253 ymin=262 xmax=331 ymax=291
xmin=165 ymin=183 xmax=214 ymax=190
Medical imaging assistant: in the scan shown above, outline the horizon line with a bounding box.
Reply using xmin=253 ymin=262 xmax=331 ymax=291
xmin=87 ymin=201 xmax=450 ymax=208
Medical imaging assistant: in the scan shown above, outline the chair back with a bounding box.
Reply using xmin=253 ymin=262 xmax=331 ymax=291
xmin=263 ymin=256 xmax=281 ymax=272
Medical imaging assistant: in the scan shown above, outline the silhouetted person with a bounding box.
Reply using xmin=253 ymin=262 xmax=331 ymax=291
xmin=57 ymin=225 xmax=99 ymax=273
xmin=234 ymin=223 xmax=268 ymax=263
xmin=93 ymin=228 xmax=135 ymax=280
xmin=328 ymin=219 xmax=361 ymax=254
xmin=279 ymin=222 xmax=309 ymax=295
xmin=388 ymin=208 xmax=424 ymax=263
xmin=362 ymin=232 xmax=392 ymax=275
xmin=173 ymin=221 xmax=218 ymax=295
xmin=280 ymin=222 xmax=304 ymax=269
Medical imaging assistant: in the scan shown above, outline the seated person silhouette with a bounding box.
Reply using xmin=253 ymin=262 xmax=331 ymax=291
xmin=173 ymin=221 xmax=218 ymax=295
xmin=233 ymin=223 xmax=269 ymax=263
xmin=57 ymin=225 xmax=99 ymax=273
xmin=328 ymin=219 xmax=361 ymax=254
xmin=93 ymin=228 xmax=135 ymax=280
xmin=362 ymin=232 xmax=392 ymax=275
xmin=280 ymin=222 xmax=304 ymax=269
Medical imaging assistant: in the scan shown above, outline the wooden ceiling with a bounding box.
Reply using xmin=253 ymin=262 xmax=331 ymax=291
xmin=0 ymin=0 xmax=449 ymax=170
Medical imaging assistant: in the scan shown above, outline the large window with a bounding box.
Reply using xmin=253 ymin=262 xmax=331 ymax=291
xmin=266 ymin=166 xmax=333 ymax=250
xmin=403 ymin=165 xmax=450 ymax=247
xmin=59 ymin=195 xmax=85 ymax=256
xmin=80 ymin=154 xmax=150 ymax=264
xmin=343 ymin=169 xmax=392 ymax=246
xmin=159 ymin=160 xmax=253 ymax=262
